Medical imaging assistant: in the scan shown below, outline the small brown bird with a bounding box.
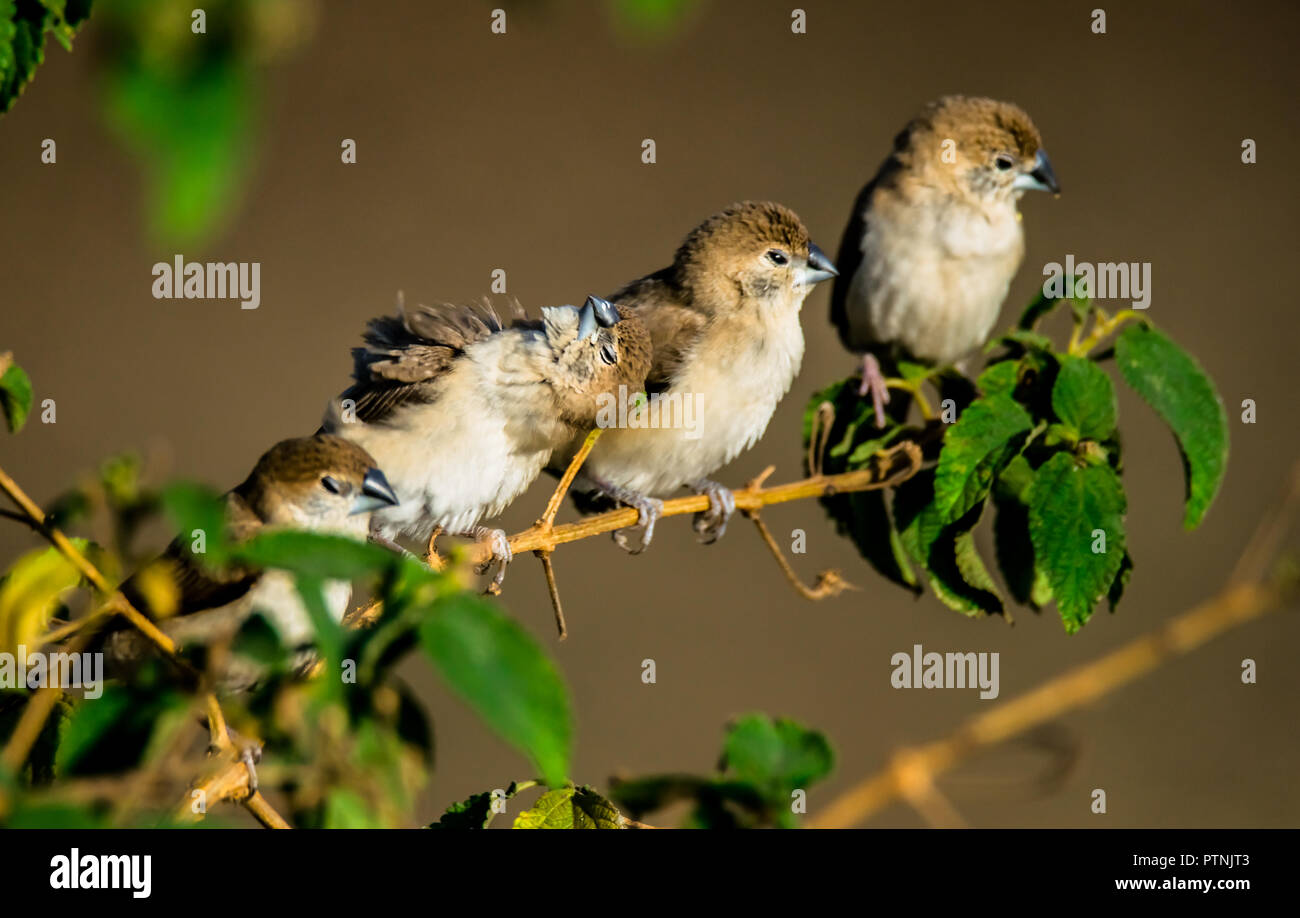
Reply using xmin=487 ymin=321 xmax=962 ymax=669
xmin=106 ymin=434 xmax=399 ymax=691
xmin=556 ymin=201 xmax=837 ymax=550
xmin=323 ymin=295 xmax=651 ymax=584
xmin=831 ymin=95 xmax=1060 ymax=426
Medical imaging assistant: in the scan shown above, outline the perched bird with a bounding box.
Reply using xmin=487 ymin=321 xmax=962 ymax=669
xmin=322 ymin=295 xmax=651 ymax=584
xmin=106 ymin=434 xmax=399 ymax=692
xmin=830 ymin=95 xmax=1060 ymax=426
xmin=555 ymin=201 xmax=838 ymax=550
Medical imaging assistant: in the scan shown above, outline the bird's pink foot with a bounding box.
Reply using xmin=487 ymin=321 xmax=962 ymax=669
xmin=858 ymin=353 xmax=891 ymax=428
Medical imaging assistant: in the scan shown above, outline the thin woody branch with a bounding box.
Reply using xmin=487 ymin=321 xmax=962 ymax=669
xmin=472 ymin=439 xmax=923 ymax=563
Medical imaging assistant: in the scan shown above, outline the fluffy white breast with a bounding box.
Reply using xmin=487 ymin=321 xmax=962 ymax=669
xmin=851 ymin=194 xmax=1025 ymax=364
xmin=586 ymin=304 xmax=804 ymax=495
xmin=336 ymin=336 xmax=566 ymax=539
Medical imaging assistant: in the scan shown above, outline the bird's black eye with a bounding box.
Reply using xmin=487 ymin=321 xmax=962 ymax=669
xmin=766 ymin=249 xmax=788 ymax=266
xmin=995 ymin=154 xmax=1015 ymax=171
xmin=600 ymin=343 xmax=617 ymax=365
xmin=321 ymin=475 xmax=341 ymax=494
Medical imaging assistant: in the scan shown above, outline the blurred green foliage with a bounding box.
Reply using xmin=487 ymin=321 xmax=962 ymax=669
xmin=95 ymin=0 xmax=312 ymax=247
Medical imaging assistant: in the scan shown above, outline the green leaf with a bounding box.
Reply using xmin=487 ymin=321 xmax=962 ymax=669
xmin=1017 ymin=282 xmax=1090 ymax=330
xmin=103 ymin=53 xmax=253 ymax=245
xmin=3 ymin=801 xmax=105 ymax=829
xmin=992 ymin=456 xmax=1051 ymax=609
xmin=1028 ymin=452 xmax=1127 ymax=632
xmin=512 ymin=785 xmax=623 ymax=829
xmin=323 ymin=789 xmax=384 ymax=829
xmin=933 ymin=395 xmax=1033 ymax=524
xmin=1115 ymin=324 xmax=1228 ymax=529
xmin=429 ymin=780 xmax=535 ymax=829
xmin=895 ymin=470 xmax=945 ymax=572
xmin=229 ymin=612 xmax=288 ymax=669
xmin=419 ymin=594 xmax=572 ymax=788
xmin=948 ymin=520 xmax=1005 ymax=616
xmin=53 ymin=688 xmax=133 ymax=775
xmin=896 ymin=360 xmax=931 ymax=382
xmin=1052 ymin=356 xmax=1118 ymax=441
xmin=823 ymin=490 xmax=920 ymax=593
xmin=1108 ymin=551 xmax=1134 ymax=612
xmin=160 ymin=482 xmax=229 ymax=563
xmin=892 ymin=472 xmax=997 ymax=616
xmin=924 ymin=505 xmax=1005 ymax=618
xmin=845 ymin=425 xmax=905 ymax=465
xmin=234 ymin=530 xmax=395 ymax=581
xmin=986 ymin=329 xmax=1054 ymax=355
xmin=722 ymin=714 xmax=833 ymax=791
xmin=0 ymin=362 xmax=33 ymax=433
xmin=977 ymin=359 xmax=1019 ymax=398
xmin=0 ymin=541 xmax=86 ymax=653
xmin=606 ymin=774 xmax=711 ymax=817
xmin=0 ymin=0 xmax=90 ymax=114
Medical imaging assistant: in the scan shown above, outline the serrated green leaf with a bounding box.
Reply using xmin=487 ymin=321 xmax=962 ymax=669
xmin=895 ymin=471 xmax=993 ymax=615
xmin=512 ymin=785 xmax=623 ymax=829
xmin=0 ymin=363 xmax=33 ymax=432
xmin=1052 ymin=356 xmax=1117 ymax=441
xmin=419 ymin=594 xmax=571 ymax=788
xmin=1028 ymin=452 xmax=1127 ymax=632
xmin=933 ymin=395 xmax=1033 ymax=523
xmin=951 ymin=523 xmax=1005 ymax=615
xmin=1115 ymin=324 xmax=1228 ymax=529
xmin=992 ymin=457 xmax=1052 ymax=610
xmin=923 ymin=504 xmax=1004 ymax=618
xmin=1 ymin=0 xmax=90 ymax=114
xmin=895 ymin=470 xmax=945 ymax=571
xmin=977 ymin=359 xmax=1019 ymax=398
xmin=429 ymin=780 xmax=534 ymax=829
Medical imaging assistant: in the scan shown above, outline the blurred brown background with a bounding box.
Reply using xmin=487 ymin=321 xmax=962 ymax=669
xmin=2 ymin=0 xmax=1297 ymax=826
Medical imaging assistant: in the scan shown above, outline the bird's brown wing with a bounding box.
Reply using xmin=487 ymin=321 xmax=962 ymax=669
xmin=610 ymin=270 xmax=708 ymax=395
xmin=829 ymin=177 xmax=877 ymax=350
xmin=831 ymin=155 xmax=910 ymax=353
xmin=120 ymin=492 xmax=264 ymax=620
xmin=342 ymin=302 xmax=504 ymax=424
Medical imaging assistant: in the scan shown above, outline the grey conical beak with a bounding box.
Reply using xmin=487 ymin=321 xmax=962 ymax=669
xmin=351 ymin=467 xmax=399 ymax=515
xmin=799 ymin=242 xmax=839 ymax=286
xmin=577 ymin=298 xmax=598 ymax=340
xmin=586 ymin=294 xmax=619 ymax=328
xmin=1013 ymin=149 xmax=1061 ymax=194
